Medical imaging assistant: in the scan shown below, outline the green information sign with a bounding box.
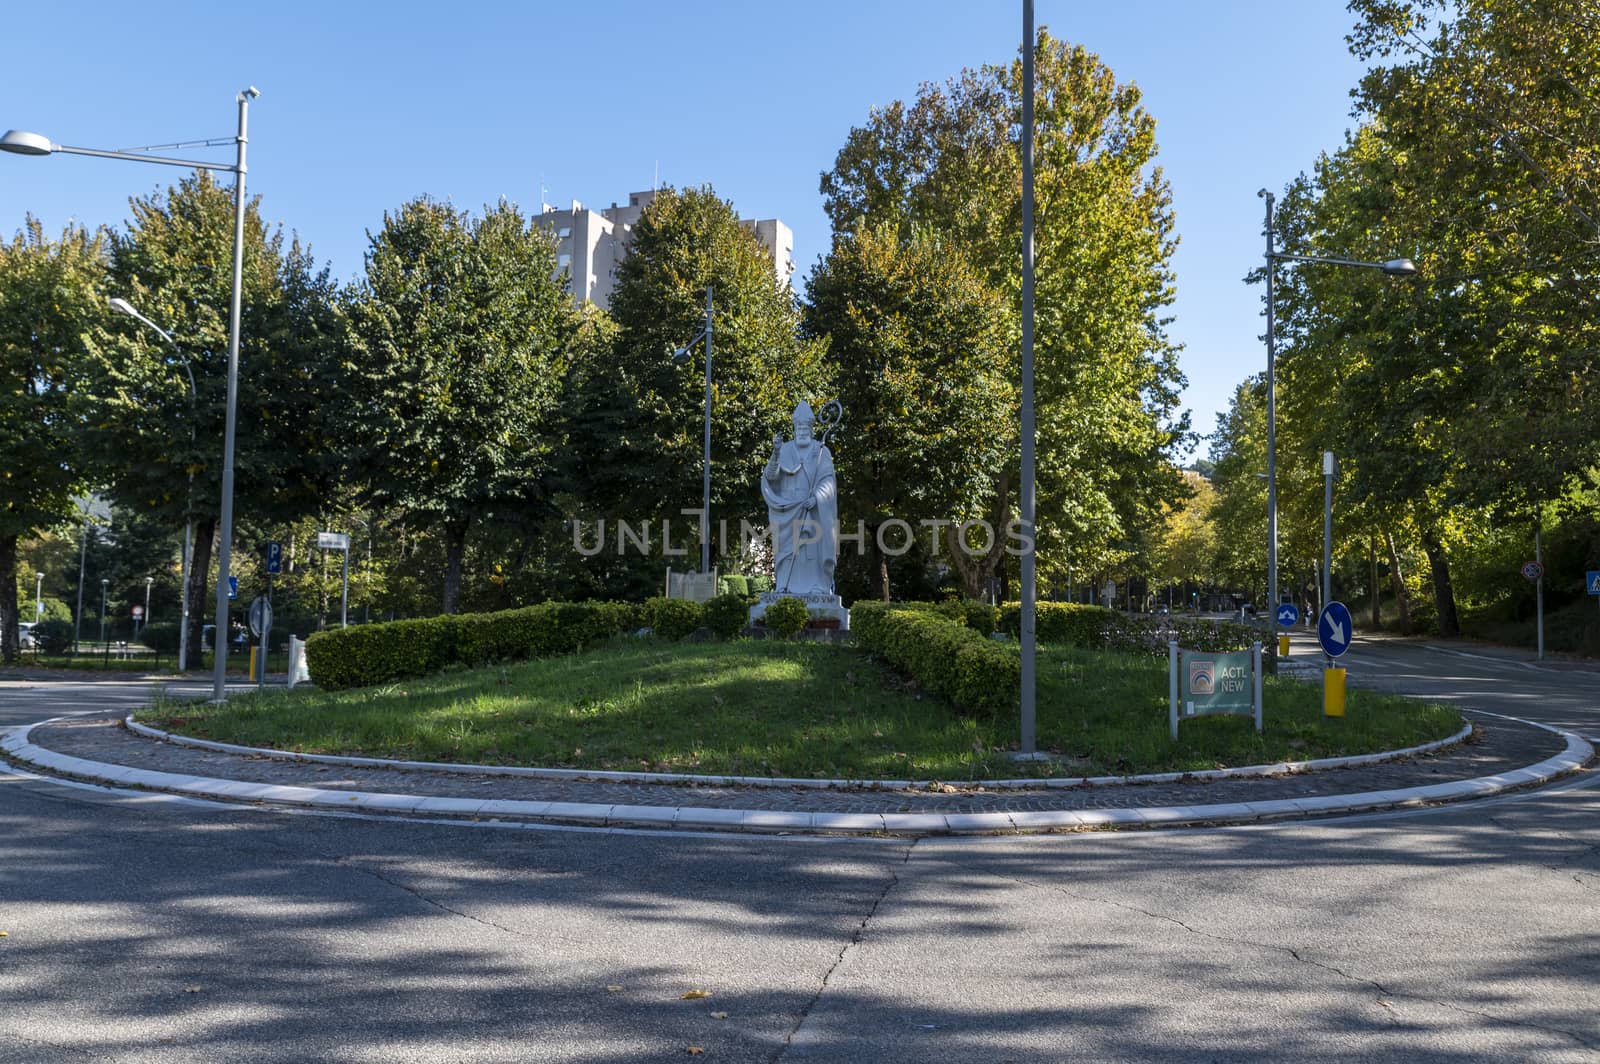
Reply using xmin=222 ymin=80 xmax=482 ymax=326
xmin=1168 ymin=641 xmax=1263 ymax=740
xmin=1182 ymin=649 xmax=1254 ymax=716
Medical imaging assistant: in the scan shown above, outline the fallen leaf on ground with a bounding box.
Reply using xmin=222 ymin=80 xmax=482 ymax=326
xmin=606 ymin=985 xmax=623 ymax=992
xmin=710 ymin=1011 xmax=728 ymax=1020
xmin=687 ymin=1049 xmax=705 ymax=1056
xmin=183 ymin=986 xmax=203 ymax=993
xmin=680 ymin=989 xmax=712 ymax=1000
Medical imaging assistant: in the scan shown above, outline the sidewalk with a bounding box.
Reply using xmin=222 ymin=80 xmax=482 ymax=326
xmin=3 ymin=705 xmax=1590 ymax=836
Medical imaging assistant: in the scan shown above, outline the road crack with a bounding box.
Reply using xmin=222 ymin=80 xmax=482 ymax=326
xmin=329 ymin=855 xmax=555 ymax=944
xmin=773 ymin=840 xmax=918 ymax=1062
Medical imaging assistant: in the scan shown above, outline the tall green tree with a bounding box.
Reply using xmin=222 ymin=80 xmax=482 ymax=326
xmin=802 ymin=222 xmax=1014 ymax=599
xmin=0 ymin=219 xmax=106 ymax=662
xmin=586 ymin=186 xmax=826 ymax=564
xmin=345 ymin=197 xmax=576 ymax=614
xmin=820 ymin=29 xmax=1188 ymax=592
xmin=85 ymin=172 xmax=338 ymax=665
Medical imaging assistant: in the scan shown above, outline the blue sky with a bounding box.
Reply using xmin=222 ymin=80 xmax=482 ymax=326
xmin=2 ymin=1 xmax=1372 ymax=454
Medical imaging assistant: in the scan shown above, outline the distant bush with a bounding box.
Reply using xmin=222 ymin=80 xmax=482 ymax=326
xmin=305 ymin=601 xmax=641 ymax=691
xmin=139 ymin=622 xmax=181 ymax=653
xmin=34 ymin=619 xmax=75 ymax=655
xmin=749 ymin=575 xmax=775 ymax=594
xmin=702 ymin=593 xmax=754 ymax=639
xmin=762 ymin=596 xmax=811 ymax=638
xmin=995 ymin=602 xmax=1257 ymax=657
xmin=719 ymin=574 xmax=749 ymax=598
xmin=644 ymin=597 xmax=705 ymax=640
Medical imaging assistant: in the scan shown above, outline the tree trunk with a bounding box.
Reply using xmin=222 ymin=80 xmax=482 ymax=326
xmin=1368 ymin=537 xmax=1382 ymax=629
xmin=0 ymin=534 xmax=18 ymax=665
xmin=1421 ymin=529 xmax=1460 ymax=637
xmin=871 ymin=531 xmax=891 ymax=602
xmin=184 ymin=519 xmax=216 ymax=669
xmin=442 ymin=520 xmax=469 ymax=614
xmin=1385 ymin=532 xmax=1412 ymax=635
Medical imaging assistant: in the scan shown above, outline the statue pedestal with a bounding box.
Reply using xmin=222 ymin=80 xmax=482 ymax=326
xmin=749 ymin=591 xmax=850 ymax=632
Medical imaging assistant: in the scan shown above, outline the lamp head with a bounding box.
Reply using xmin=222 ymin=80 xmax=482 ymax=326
xmin=671 ymin=346 xmax=691 ymax=365
xmin=1382 ymin=258 xmax=1419 ymax=277
xmin=0 ymin=130 xmax=55 ymax=156
xmin=109 ymin=297 xmax=137 ymax=317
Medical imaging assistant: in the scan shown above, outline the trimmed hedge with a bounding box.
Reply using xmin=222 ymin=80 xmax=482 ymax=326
xmin=139 ymin=622 xmax=181 ymax=653
xmin=763 ymin=596 xmax=811 ymax=638
xmin=718 ymin=574 xmax=749 ymax=598
xmin=854 ymin=604 xmax=1018 ymax=718
xmin=702 ymin=593 xmax=755 ymax=639
xmin=645 ymin=597 xmax=704 ymax=640
xmin=304 ymin=600 xmax=642 ymax=691
xmin=851 ymin=599 xmax=997 ymax=635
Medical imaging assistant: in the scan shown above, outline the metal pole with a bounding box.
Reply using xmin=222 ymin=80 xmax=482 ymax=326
xmin=1168 ymin=641 xmax=1179 ymax=742
xmin=1261 ymin=191 xmax=1280 ymax=658
xmin=211 ymin=88 xmax=254 ymax=703
xmin=701 ymin=285 xmax=713 ymax=575
xmin=1323 ymin=450 xmax=1334 ymax=663
xmin=35 ymin=572 xmax=43 ymax=626
xmin=99 ymin=579 xmax=107 ymax=646
xmin=1019 ymin=0 xmax=1038 ymax=755
xmin=340 ymin=546 xmax=349 ymax=628
xmin=144 ymin=577 xmax=152 ymax=638
xmin=178 ymin=520 xmax=192 ymax=671
xmin=75 ymin=510 xmax=88 ymax=653
xmin=1535 ymin=523 xmax=1544 ymax=661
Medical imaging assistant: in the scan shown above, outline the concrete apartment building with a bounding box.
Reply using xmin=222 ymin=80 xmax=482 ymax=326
xmin=533 ymin=188 xmax=794 ymax=310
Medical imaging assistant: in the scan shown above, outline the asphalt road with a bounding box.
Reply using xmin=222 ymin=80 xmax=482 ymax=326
xmin=0 ymin=643 xmax=1596 ymax=1063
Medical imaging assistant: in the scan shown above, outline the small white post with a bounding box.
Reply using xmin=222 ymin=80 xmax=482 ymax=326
xmin=1169 ymin=640 xmax=1180 ymax=741
xmin=1252 ymin=641 xmax=1264 ymax=733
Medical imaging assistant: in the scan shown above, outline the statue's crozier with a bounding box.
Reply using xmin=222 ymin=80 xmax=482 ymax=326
xmin=762 ymin=401 xmax=839 ymax=595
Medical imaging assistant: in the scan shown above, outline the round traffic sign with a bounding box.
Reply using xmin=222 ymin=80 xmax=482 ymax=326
xmin=1275 ymin=602 xmax=1301 ymax=627
xmin=131 ymin=605 xmax=144 ymax=618
xmin=1521 ymin=561 xmax=1544 ymax=583
xmin=1317 ymin=601 xmax=1354 ymax=658
xmin=248 ymin=595 xmax=274 ymax=638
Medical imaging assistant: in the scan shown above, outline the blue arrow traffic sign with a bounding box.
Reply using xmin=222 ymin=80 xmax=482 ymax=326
xmin=227 ymin=576 xmax=239 ymax=600
xmin=1588 ymin=571 xmax=1600 ymax=595
xmin=1318 ymin=601 xmax=1353 ymax=658
xmin=1276 ymin=603 xmax=1300 ymax=627
xmin=266 ymin=540 xmax=283 ymax=575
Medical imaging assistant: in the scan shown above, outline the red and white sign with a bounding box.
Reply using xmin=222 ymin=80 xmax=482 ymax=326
xmin=131 ymin=605 xmax=144 ymax=618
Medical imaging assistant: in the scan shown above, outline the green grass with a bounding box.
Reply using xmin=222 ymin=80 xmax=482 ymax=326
xmin=136 ymin=638 xmax=1462 ymax=781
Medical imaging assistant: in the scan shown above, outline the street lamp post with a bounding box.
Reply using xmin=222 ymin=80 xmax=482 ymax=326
xmin=99 ymin=578 xmax=108 ymax=647
xmin=143 ymin=576 xmax=154 ymax=639
xmin=670 ymin=286 xmax=714 ymax=575
xmin=4 ymin=86 xmax=260 ymax=702
xmin=110 ymin=297 xmax=198 ymax=672
xmin=1017 ymin=0 xmax=1040 ymax=756
xmin=1257 ymin=190 xmax=1417 ymax=657
xmin=34 ymin=572 xmax=43 ymax=624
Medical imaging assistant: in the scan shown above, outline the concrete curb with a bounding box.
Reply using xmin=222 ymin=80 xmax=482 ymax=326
xmin=120 ymin=715 xmax=1476 ymax=792
xmin=3 ymin=712 xmax=1590 ymax=836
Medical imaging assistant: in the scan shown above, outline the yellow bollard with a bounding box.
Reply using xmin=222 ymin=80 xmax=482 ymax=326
xmin=1323 ymin=667 xmax=1346 ymax=717
xmin=1279 ymin=634 xmax=1291 ymax=658
xmin=249 ymin=646 xmax=258 ymax=681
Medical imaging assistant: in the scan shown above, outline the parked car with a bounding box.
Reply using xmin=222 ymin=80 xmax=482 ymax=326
xmin=18 ymin=622 xmax=37 ymax=648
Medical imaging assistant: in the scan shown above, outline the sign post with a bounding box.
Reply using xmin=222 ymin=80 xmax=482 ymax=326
xmin=1587 ymin=571 xmax=1600 ymax=619
xmin=1170 ymin=640 xmax=1263 ymax=740
xmin=248 ymin=594 xmax=274 ymax=689
xmin=1317 ymin=601 xmax=1353 ymax=717
xmin=317 ymin=531 xmax=350 ymax=628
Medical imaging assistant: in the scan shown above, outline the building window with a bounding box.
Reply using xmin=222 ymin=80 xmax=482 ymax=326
xmin=558 ymin=254 xmax=571 ymax=269
xmin=557 ymin=227 xmax=571 ymax=239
